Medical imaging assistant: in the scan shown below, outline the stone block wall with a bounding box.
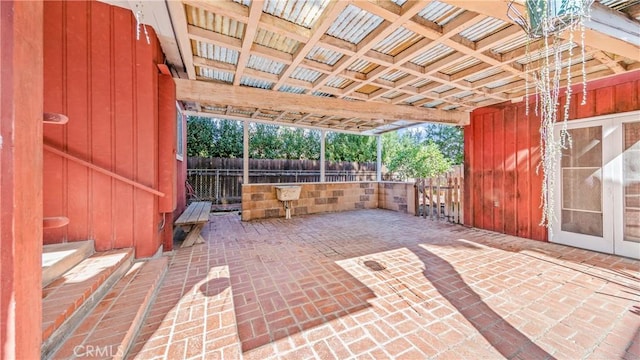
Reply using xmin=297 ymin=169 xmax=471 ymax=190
xmin=241 ymin=182 xmax=378 ymax=221
xmin=378 ymin=182 xmax=416 ymax=215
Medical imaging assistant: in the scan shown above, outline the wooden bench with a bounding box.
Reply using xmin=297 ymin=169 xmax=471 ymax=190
xmin=175 ymin=201 xmax=212 ymax=248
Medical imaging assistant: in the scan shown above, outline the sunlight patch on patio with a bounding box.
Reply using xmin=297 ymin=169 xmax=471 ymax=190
xmin=129 ymin=210 xmax=640 ymax=359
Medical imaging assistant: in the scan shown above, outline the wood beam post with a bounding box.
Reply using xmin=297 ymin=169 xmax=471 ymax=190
xmin=243 ymin=120 xmax=249 ymax=184
xmin=377 ymin=135 xmax=382 ymax=182
xmin=320 ymin=130 xmax=326 ymax=183
xmin=0 ymin=1 xmax=44 ymax=359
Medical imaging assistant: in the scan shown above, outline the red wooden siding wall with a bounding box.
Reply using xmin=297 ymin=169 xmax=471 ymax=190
xmin=43 ymin=1 xmax=176 ymax=257
xmin=464 ymin=71 xmax=640 ymax=241
xmin=159 ymin=74 xmax=178 ymax=252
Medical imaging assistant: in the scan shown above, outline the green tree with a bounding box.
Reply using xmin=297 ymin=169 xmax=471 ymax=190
xmin=249 ymin=124 xmax=283 ymax=159
xmin=186 ymin=116 xmax=215 ymax=157
xmin=212 ymin=119 xmax=243 ymax=158
xmin=281 ymin=128 xmax=320 ymax=160
xmin=384 ymin=132 xmax=451 ymax=180
xmin=326 ymin=133 xmax=376 ymax=162
xmin=415 ymin=124 xmax=464 ymax=164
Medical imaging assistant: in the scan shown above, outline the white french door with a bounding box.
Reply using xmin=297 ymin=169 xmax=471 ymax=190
xmin=551 ymin=111 xmax=640 ymax=259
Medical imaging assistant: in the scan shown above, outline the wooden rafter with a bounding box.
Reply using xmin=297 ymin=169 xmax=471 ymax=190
xmin=361 ymin=15 xmax=487 ymax=99
xmin=370 ymin=24 xmax=524 ymax=103
xmin=175 ymin=79 xmax=470 ymax=125
xmin=273 ymin=1 xmax=349 ymax=91
xmin=442 ymin=0 xmax=640 ymax=61
xmin=293 ymin=113 xmax=315 ymax=124
xmin=171 ymin=0 xmax=640 ymax=133
xmin=185 ymin=110 xmax=370 ymax=134
xmin=166 ymin=1 xmax=196 ymax=79
xmin=310 ymin=1 xmax=431 ymax=93
xmin=591 ymin=52 xmax=626 ymax=74
xmin=232 ymin=0 xmax=263 ymax=86
xmin=625 ymin=4 xmax=640 ymax=19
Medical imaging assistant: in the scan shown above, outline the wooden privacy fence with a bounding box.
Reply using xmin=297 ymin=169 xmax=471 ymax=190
xmin=415 ymin=165 xmax=464 ymax=224
xmin=187 ymin=157 xmax=391 ymax=204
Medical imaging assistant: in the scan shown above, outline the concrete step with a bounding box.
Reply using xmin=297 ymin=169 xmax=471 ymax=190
xmin=41 ymin=248 xmax=134 ymax=358
xmin=42 ymin=240 xmax=95 ymax=287
xmin=49 ymin=256 xmax=169 ymax=360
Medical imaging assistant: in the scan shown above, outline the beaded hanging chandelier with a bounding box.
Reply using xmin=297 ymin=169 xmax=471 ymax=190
xmin=508 ymin=0 xmax=594 ymax=233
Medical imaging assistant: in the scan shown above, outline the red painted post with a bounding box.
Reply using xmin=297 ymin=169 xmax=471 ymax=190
xmin=1 ymin=1 xmax=44 ymax=358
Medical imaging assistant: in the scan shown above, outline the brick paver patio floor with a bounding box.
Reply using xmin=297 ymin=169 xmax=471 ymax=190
xmin=129 ymin=209 xmax=640 ymax=359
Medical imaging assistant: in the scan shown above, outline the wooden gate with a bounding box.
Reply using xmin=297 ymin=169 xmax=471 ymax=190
xmin=415 ymin=166 xmax=464 ymax=224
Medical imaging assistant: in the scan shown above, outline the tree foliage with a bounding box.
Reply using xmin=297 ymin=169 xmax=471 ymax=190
xmin=249 ymin=124 xmax=282 ymax=159
xmin=186 ymin=116 xmax=461 ymax=178
xmin=280 ymin=128 xmax=320 ymax=160
xmin=383 ymin=131 xmax=452 ymax=180
xmin=214 ymin=119 xmax=244 ymax=158
xmin=187 ymin=117 xmax=321 ymax=159
xmin=186 ymin=117 xmax=215 ymax=157
xmin=325 ymin=133 xmax=376 ymax=162
xmin=413 ymin=124 xmax=464 ymax=164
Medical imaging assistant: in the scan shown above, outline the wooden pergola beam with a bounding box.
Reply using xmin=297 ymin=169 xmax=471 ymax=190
xmin=358 ymin=8 xmax=525 ymax=104
xmin=232 ymin=0 xmax=263 ymax=86
xmin=353 ymin=12 xmax=487 ymax=100
xmin=442 ymin=0 xmax=640 ymax=60
xmin=184 ymin=110 xmax=371 ymax=134
xmin=310 ymin=1 xmax=431 ymax=92
xmin=175 ymin=79 xmax=469 ymax=125
xmin=166 ymin=0 xmax=196 ymax=79
xmin=625 ymin=4 xmax=640 ymax=19
xmin=273 ymin=1 xmax=349 ymax=91
xmin=175 ymin=0 xmax=639 ymax=115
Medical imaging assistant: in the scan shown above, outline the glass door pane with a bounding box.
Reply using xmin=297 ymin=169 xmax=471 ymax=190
xmin=561 ymin=126 xmax=603 ymax=237
xmin=623 ymin=122 xmax=640 ymax=242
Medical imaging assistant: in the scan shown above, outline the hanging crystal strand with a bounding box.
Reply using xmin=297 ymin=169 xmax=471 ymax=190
xmin=538 ymin=5 xmax=553 ymax=228
xmin=523 ymin=2 xmax=535 ymax=117
xmin=135 ymin=9 xmax=142 ymax=41
xmin=559 ymin=12 xmax=576 ymax=154
xmin=134 ymin=2 xmax=151 ymax=45
xmin=534 ymin=72 xmax=539 ymax=117
xmin=515 ymin=0 xmax=593 ymax=234
xmin=142 ymin=22 xmax=150 ymax=45
xmin=544 ymin=36 xmax=563 ymax=230
xmin=533 ymin=44 xmax=541 ymax=119
xmin=580 ymin=13 xmax=588 ymax=105
xmin=524 ymin=41 xmax=531 ymax=116
xmin=563 ymin=28 xmax=574 ymax=125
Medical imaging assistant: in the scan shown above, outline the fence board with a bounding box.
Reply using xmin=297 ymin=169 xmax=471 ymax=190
xmin=415 ymin=165 xmax=464 ymax=224
xmin=187 ymin=157 xmax=392 ymax=204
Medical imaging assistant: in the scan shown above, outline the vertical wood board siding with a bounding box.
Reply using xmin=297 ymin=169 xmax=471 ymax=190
xmin=465 ymin=71 xmax=640 ymax=241
xmin=43 ymin=1 xmax=169 ymax=257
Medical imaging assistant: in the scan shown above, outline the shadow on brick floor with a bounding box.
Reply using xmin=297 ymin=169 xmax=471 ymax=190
xmin=412 ymin=243 xmax=553 ymax=359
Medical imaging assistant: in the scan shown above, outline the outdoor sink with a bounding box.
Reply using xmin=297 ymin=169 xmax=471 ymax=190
xmin=275 ymin=186 xmax=301 ymax=201
xmin=275 ymin=186 xmax=301 ymax=219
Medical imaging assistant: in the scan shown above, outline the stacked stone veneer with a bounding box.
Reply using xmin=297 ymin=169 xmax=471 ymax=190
xmin=241 ymin=182 xmax=378 ymax=221
xmin=378 ymin=182 xmax=416 ymax=215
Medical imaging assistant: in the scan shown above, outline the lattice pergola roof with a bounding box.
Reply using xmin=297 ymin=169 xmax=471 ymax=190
xmin=152 ymin=0 xmax=640 ymax=134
